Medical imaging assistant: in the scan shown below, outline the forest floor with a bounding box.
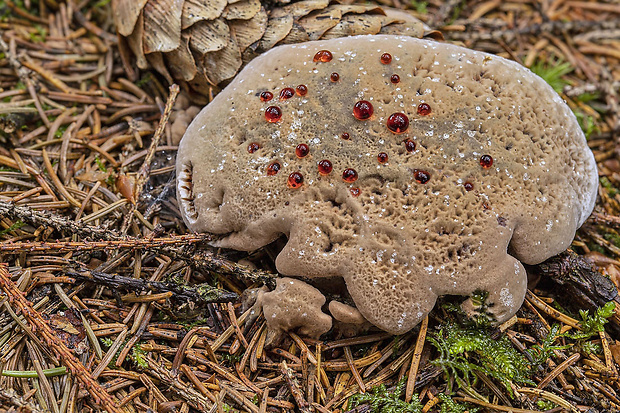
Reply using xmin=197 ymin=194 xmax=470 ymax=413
xmin=0 ymin=0 xmax=619 ymax=412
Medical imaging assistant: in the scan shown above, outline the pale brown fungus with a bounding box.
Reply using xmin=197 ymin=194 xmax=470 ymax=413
xmin=177 ymin=35 xmax=598 ymax=336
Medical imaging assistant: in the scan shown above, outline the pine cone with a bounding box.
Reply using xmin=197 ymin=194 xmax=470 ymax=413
xmin=113 ymin=0 xmax=434 ymax=99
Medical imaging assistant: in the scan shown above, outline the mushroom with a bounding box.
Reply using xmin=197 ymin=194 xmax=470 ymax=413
xmin=176 ymin=35 xmax=598 ymax=336
xmin=261 ymin=278 xmax=332 ymax=345
xmin=329 ymin=301 xmax=372 ymax=338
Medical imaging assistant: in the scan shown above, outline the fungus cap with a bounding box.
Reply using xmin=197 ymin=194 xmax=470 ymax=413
xmin=177 ymin=35 xmax=598 ymax=335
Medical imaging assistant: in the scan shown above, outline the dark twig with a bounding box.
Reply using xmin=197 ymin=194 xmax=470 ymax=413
xmin=0 ymin=234 xmax=212 ymax=253
xmin=65 ymin=266 xmax=238 ymax=306
xmin=0 ymin=201 xmax=119 ymax=240
xmin=191 ymin=250 xmax=277 ymax=289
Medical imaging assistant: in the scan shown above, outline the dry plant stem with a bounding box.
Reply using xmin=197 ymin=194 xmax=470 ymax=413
xmin=406 ymin=315 xmax=428 ymax=402
xmin=145 ymin=356 xmax=212 ymax=411
xmin=192 ymin=251 xmax=277 ymax=288
xmin=0 ymin=264 xmax=121 ymax=413
xmin=0 ymin=388 xmax=44 ymax=413
xmin=121 ymin=84 xmax=180 ymax=235
xmin=0 ymin=201 xmax=119 ymax=240
xmin=280 ymin=361 xmax=310 ymax=413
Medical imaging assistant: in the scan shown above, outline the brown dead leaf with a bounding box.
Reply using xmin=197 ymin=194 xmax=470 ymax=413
xmin=229 ymin=7 xmax=268 ymax=52
xmin=143 ymin=0 xmax=183 ymax=53
xmin=188 ymin=19 xmax=230 ymax=55
xmin=182 ymin=0 xmax=227 ymax=29
xmin=222 ymin=0 xmax=261 ymax=20
xmin=112 ymin=0 xmax=149 ymax=37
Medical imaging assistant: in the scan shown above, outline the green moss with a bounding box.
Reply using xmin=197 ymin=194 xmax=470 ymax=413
xmin=438 ymin=393 xmax=479 ymax=413
xmin=527 ymin=324 xmax=570 ymax=367
xmin=428 ymin=322 xmax=534 ymax=395
xmin=603 ymin=232 xmax=620 ymax=248
xmin=0 ymin=220 xmax=25 ymax=237
xmin=600 ymin=177 xmax=618 ymax=197
xmin=573 ymin=110 xmax=598 ymax=139
xmin=348 ymin=380 xmax=423 ymax=413
xmin=348 ymin=381 xmax=479 ymax=413
xmin=536 ymin=399 xmax=556 ymax=410
xmin=529 ymin=59 xmax=573 ymax=93
xmin=130 ymin=344 xmax=148 ymax=369
xmin=30 ymin=25 xmax=47 ymax=42
xmin=409 ymin=1 xmax=428 ymax=14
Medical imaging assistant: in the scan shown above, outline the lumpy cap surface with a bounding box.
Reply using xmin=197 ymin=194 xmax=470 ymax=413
xmin=177 ymin=35 xmax=597 ymax=334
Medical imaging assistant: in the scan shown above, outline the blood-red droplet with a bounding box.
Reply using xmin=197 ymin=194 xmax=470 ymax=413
xmin=342 ymin=168 xmax=358 ymax=182
xmin=313 ymin=50 xmax=332 ymax=62
xmin=288 ymin=172 xmax=304 ymax=188
xmin=295 ymin=143 xmax=309 ymax=158
xmin=330 ymin=72 xmax=340 ymax=82
xmin=390 ymin=74 xmax=400 ymax=84
xmin=296 ymin=85 xmax=308 ymax=96
xmin=318 ymin=160 xmax=333 ymax=175
xmin=380 ymin=53 xmax=392 ymax=64
xmin=387 ymin=113 xmax=409 ymax=134
xmin=482 ymin=201 xmax=490 ymax=210
xmin=417 ymin=103 xmax=431 ymax=116
xmin=353 ymin=101 xmax=373 ymax=120
xmin=350 ymin=187 xmax=360 ymax=197
xmin=260 ymin=91 xmax=273 ymax=102
xmin=404 ymin=140 xmax=416 ymax=153
xmin=279 ymin=88 xmax=295 ymax=100
xmin=464 ymin=182 xmax=474 ymax=191
xmin=341 ymin=132 xmax=350 ymax=140
xmin=265 ymin=106 xmax=282 ymax=123
xmin=377 ymin=152 xmax=388 ymax=164
xmin=267 ymin=162 xmax=281 ymax=176
xmin=247 ymin=142 xmax=260 ymax=153
xmin=480 ymin=155 xmax=493 ymax=168
xmin=414 ymin=169 xmax=430 ymax=184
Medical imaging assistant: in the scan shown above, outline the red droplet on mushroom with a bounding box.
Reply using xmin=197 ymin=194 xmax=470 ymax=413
xmin=482 ymin=201 xmax=490 ymax=210
xmin=295 ymin=143 xmax=309 ymax=158
xmin=280 ymin=88 xmax=295 ymax=100
xmin=349 ymin=187 xmax=360 ymax=197
xmin=480 ymin=155 xmax=493 ymax=168
xmin=288 ymin=172 xmax=304 ymax=188
xmin=380 ymin=53 xmax=392 ymax=64
xmin=260 ymin=91 xmax=273 ymax=102
xmin=404 ymin=139 xmax=416 ymax=152
xmin=267 ymin=161 xmax=281 ymax=176
xmin=265 ymin=106 xmax=282 ymax=123
xmin=464 ymin=182 xmax=474 ymax=191
xmin=318 ymin=160 xmax=333 ymax=175
xmin=330 ymin=72 xmax=340 ymax=82
xmin=341 ymin=132 xmax=350 ymax=140
xmin=342 ymin=168 xmax=358 ymax=182
xmin=296 ymin=85 xmax=308 ymax=96
xmin=417 ymin=103 xmax=431 ymax=116
xmin=414 ymin=169 xmax=430 ymax=184
xmin=247 ymin=142 xmax=260 ymax=153
xmin=390 ymin=74 xmax=400 ymax=84
xmin=377 ymin=152 xmax=388 ymax=164
xmin=353 ymin=101 xmax=373 ymax=120
xmin=313 ymin=50 xmax=332 ymax=62
xmin=387 ymin=113 xmax=409 ymax=134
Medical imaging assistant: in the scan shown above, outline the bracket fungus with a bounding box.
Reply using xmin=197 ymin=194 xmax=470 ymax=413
xmin=176 ymin=35 xmax=598 ymax=336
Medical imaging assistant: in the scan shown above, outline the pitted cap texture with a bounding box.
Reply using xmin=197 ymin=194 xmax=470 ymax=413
xmin=177 ymin=35 xmax=598 ymax=335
